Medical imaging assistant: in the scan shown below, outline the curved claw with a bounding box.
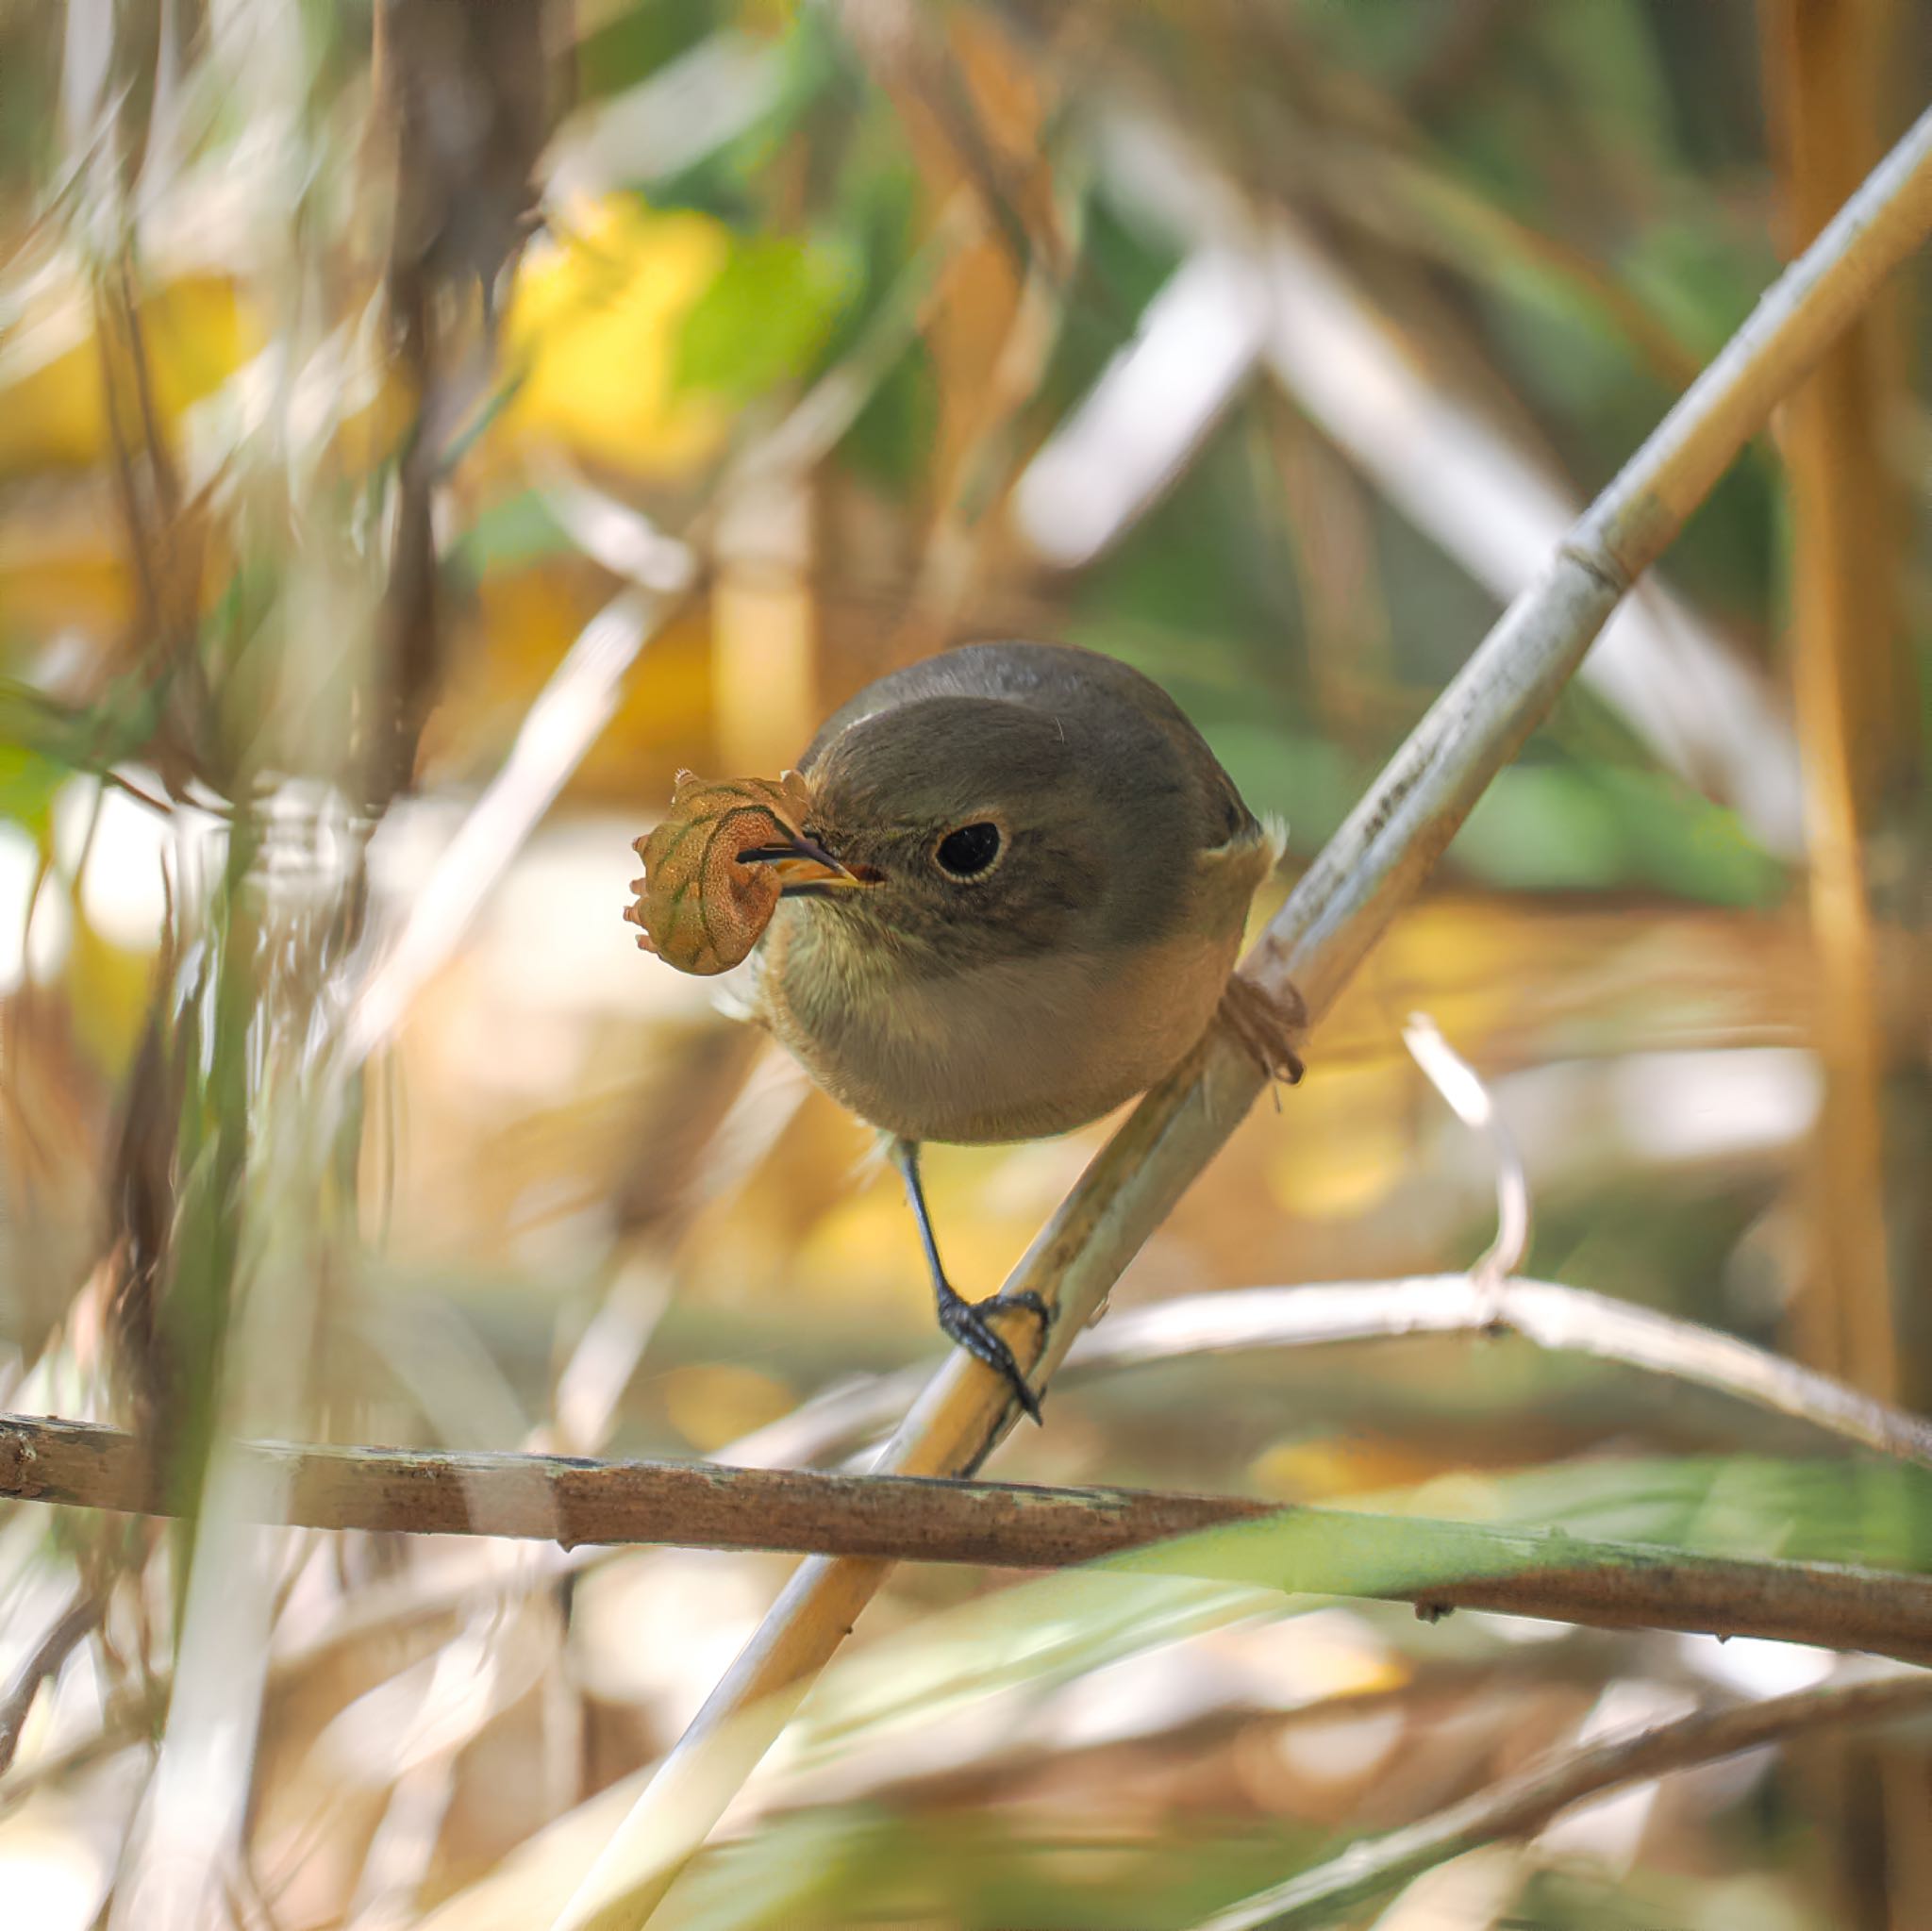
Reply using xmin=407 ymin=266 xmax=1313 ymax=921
xmin=936 ymin=1284 xmax=1047 ymax=1423
xmin=1219 ymin=973 xmax=1307 ymax=1087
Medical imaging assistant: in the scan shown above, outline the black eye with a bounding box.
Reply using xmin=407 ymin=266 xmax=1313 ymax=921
xmin=934 ymin=821 xmax=1002 ymax=879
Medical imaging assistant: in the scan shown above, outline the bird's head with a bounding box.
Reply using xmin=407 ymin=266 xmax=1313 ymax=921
xmin=746 ymin=695 xmax=1122 ymax=967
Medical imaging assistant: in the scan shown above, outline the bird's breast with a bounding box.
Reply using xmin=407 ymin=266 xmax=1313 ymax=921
xmin=752 ymin=902 xmax=1244 ymax=1144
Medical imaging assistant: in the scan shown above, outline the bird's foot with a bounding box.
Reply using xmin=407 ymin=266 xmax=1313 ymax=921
xmin=1219 ymin=973 xmax=1307 ymax=1089
xmin=935 ymin=1282 xmax=1048 ymax=1423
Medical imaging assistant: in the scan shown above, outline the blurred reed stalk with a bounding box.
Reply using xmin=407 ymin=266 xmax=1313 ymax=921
xmin=553 ymin=104 xmax=1932 ymax=1931
xmin=58 ymin=3 xmax=552 ymax=1923
xmin=1763 ymin=7 xmax=1922 ymax=1927
xmin=1765 ymin=0 xmax=1908 ymax=1415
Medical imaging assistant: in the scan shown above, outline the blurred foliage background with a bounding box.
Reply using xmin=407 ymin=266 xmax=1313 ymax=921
xmin=0 ymin=2 xmax=1929 ymax=1927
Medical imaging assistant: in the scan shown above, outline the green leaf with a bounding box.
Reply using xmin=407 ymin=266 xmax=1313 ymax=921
xmin=1451 ymin=757 xmax=1784 ymax=902
xmin=841 ymin=337 xmax=937 ymax=495
xmin=0 ymin=674 xmax=167 ymax=807
xmin=661 ymin=1812 xmax=1316 ymax=1931
xmin=575 ymin=0 xmax=713 ymax=102
xmin=0 ymin=741 xmax=66 ymax=837
xmin=673 ymin=235 xmax=857 ymax=403
xmin=453 ymin=487 xmax=574 ymax=574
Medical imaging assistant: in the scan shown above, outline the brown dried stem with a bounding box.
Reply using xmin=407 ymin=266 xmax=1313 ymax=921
xmin=1759 ymin=12 xmax=1916 ymax=1922
xmin=6 ymin=1411 xmax=1932 ymax=1666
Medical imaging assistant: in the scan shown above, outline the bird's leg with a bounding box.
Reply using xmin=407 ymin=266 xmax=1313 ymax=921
xmin=1218 ymin=973 xmax=1307 ymax=1089
xmin=889 ymin=1137 xmax=1047 ymax=1424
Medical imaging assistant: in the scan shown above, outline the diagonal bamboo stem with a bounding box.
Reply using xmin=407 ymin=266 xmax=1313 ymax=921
xmin=554 ymin=107 xmax=1932 ymax=1931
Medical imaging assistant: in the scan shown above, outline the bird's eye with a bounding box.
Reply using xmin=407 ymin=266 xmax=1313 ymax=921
xmin=933 ymin=821 xmax=1002 ymax=880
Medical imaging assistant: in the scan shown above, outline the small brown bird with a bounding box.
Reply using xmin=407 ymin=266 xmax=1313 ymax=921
xmin=731 ymin=641 xmax=1303 ymax=1420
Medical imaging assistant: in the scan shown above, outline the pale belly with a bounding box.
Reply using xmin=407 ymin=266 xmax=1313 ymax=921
xmin=754 ymin=913 xmax=1241 ymax=1144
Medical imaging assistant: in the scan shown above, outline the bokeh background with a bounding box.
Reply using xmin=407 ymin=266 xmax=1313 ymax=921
xmin=1 ymin=3 xmax=1929 ymax=1927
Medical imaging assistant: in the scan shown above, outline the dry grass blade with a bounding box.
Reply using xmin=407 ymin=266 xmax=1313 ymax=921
xmin=1400 ymin=1014 xmax=1529 ymax=1286
xmin=0 ymin=1589 xmax=104 ymax=1778
xmin=550 ymin=106 xmax=1932 ymax=1931
xmin=348 ymin=587 xmax=667 ymax=1058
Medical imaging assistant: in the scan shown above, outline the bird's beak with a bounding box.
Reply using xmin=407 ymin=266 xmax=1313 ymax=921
xmin=738 ymin=832 xmax=875 ymax=895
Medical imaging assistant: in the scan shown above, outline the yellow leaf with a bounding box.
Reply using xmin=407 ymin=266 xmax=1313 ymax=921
xmin=501 ymin=198 xmax=733 ymax=475
xmin=0 ymin=274 xmax=259 ymax=476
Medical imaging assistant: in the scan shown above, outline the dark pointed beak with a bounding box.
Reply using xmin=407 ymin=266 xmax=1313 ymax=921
xmin=738 ymin=832 xmax=874 ymax=895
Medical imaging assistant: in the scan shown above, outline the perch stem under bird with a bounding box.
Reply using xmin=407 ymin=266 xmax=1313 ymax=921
xmin=626 ymin=641 xmax=1307 ymax=1416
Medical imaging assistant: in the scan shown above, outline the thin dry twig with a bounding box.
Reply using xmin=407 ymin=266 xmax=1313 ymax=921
xmin=723 ymin=1259 xmax=1932 ymax=1479
xmin=0 ymin=1409 xmax=1264 ymax=1561
xmin=1063 ymin=1276 xmax=1932 ymax=1472
xmin=551 ymin=106 xmax=1932 ymax=1931
xmin=1191 ymin=1668 xmax=1932 ymax=1931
